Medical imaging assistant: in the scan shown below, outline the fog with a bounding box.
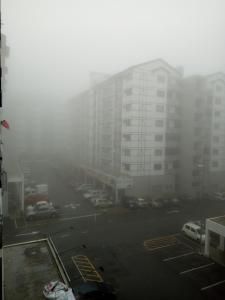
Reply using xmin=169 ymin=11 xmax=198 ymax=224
xmin=1 ymin=0 xmax=225 ymax=165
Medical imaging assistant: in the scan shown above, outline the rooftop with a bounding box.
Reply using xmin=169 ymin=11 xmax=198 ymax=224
xmin=210 ymin=216 xmax=225 ymax=226
xmin=3 ymin=238 xmax=70 ymax=300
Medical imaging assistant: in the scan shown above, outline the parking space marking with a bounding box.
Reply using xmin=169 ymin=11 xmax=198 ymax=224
xmin=144 ymin=234 xmax=178 ymax=251
xmin=163 ymin=251 xmax=195 ymax=262
xmin=201 ymin=279 xmax=225 ymax=291
xmin=72 ymin=255 xmax=103 ymax=282
xmin=180 ymin=262 xmax=215 ymax=275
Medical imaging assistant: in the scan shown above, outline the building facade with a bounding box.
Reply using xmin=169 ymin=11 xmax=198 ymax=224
xmin=179 ymin=73 xmax=225 ymax=198
xmin=69 ymin=59 xmax=183 ymax=199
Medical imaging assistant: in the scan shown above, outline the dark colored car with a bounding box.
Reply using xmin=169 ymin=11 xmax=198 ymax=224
xmin=73 ymin=282 xmax=116 ymax=300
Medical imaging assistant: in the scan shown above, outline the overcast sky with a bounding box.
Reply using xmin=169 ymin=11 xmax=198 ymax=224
xmin=2 ymin=0 xmax=225 ymax=105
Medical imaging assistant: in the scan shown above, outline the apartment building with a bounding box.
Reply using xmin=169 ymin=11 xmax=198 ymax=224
xmin=179 ymin=73 xmax=225 ymax=197
xmin=69 ymin=59 xmax=182 ymax=199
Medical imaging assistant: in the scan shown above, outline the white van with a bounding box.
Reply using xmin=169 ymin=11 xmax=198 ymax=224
xmin=182 ymin=222 xmax=205 ymax=243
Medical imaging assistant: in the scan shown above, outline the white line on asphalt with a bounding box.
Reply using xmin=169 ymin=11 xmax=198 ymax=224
xmin=180 ymin=262 xmax=215 ymax=275
xmin=201 ymin=279 xmax=225 ymax=291
xmin=163 ymin=251 xmax=195 ymax=262
xmin=60 ymin=213 xmax=100 ymax=221
xmin=16 ymin=231 xmax=39 ymax=237
xmin=147 ymin=243 xmax=177 ymax=251
xmin=60 ymin=233 xmax=70 ymax=238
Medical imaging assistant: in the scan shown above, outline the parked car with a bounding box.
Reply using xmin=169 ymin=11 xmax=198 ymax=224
xmin=83 ymin=189 xmax=101 ymax=199
xmin=211 ymin=192 xmax=225 ymax=201
xmin=76 ymin=184 xmax=93 ymax=192
xmin=182 ymin=222 xmax=205 ymax=243
xmin=94 ymin=198 xmax=113 ymax=208
xmin=135 ymin=198 xmax=148 ymax=208
xmin=25 ymin=201 xmax=59 ymax=221
xmin=72 ymin=282 xmax=116 ymax=300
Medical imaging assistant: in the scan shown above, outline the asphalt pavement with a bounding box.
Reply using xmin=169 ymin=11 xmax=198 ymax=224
xmin=3 ymin=159 xmax=225 ymax=300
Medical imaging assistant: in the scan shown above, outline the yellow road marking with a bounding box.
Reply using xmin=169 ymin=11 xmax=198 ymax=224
xmin=72 ymin=255 xmax=103 ymax=282
xmin=144 ymin=234 xmax=178 ymax=251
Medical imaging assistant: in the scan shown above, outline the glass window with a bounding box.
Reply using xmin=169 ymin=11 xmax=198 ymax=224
xmin=155 ymin=120 xmax=164 ymax=127
xmin=154 ymin=163 xmax=162 ymax=170
xmin=213 ymin=136 xmax=220 ymax=143
xmin=214 ymin=111 xmax=221 ymax=117
xmin=156 ymin=104 xmax=164 ymax=112
xmin=124 ymin=163 xmax=130 ymax=171
xmin=214 ymin=123 xmax=220 ymax=130
xmin=124 ymin=149 xmax=130 ymax=156
xmin=212 ymin=148 xmax=219 ymax=155
xmin=215 ymin=97 xmax=221 ymax=105
xmin=157 ymin=90 xmax=165 ymax=97
xmin=154 ymin=149 xmax=163 ymax=156
xmin=124 ymin=88 xmax=132 ymax=96
xmin=212 ymin=161 xmax=218 ymax=167
xmin=155 ymin=134 xmax=163 ymax=142
xmin=123 ymin=134 xmax=131 ymax=141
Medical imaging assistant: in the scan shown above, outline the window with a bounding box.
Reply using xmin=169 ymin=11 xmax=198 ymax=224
xmin=212 ymin=161 xmax=219 ymax=167
xmin=214 ymin=111 xmax=221 ymax=117
xmin=123 ymin=134 xmax=131 ymax=141
xmin=157 ymin=75 xmax=165 ymax=83
xmin=213 ymin=136 xmax=220 ymax=143
xmin=212 ymin=148 xmax=219 ymax=155
xmin=124 ymin=163 xmax=130 ymax=171
xmin=155 ymin=119 xmax=164 ymax=127
xmin=154 ymin=163 xmax=162 ymax=170
xmin=124 ymin=88 xmax=132 ymax=96
xmin=155 ymin=134 xmax=163 ymax=142
xmin=157 ymin=90 xmax=165 ymax=97
xmin=155 ymin=149 xmax=163 ymax=156
xmin=124 ymin=149 xmax=130 ymax=156
xmin=156 ymin=104 xmax=164 ymax=112
xmin=125 ymin=103 xmax=132 ymax=111
xmin=215 ymin=97 xmax=221 ymax=105
xmin=165 ymin=148 xmax=179 ymax=155
xmin=192 ymin=169 xmax=200 ymax=176
xmin=192 ymin=181 xmax=200 ymax=187
xmin=214 ymin=123 xmax=220 ymax=130
xmin=124 ymin=119 xmax=131 ymax=126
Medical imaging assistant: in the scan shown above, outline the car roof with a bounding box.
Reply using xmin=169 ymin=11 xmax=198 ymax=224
xmin=184 ymin=222 xmax=201 ymax=229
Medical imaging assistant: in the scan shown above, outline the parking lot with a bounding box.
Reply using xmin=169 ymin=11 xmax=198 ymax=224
xmin=143 ymin=233 xmax=225 ymax=299
xmin=7 ymin=160 xmax=225 ymax=300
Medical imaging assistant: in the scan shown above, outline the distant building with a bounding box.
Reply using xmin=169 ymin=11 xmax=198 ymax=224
xmin=180 ymin=73 xmax=225 ymax=197
xmin=68 ymin=59 xmax=225 ymax=201
xmin=69 ymin=59 xmax=182 ymax=200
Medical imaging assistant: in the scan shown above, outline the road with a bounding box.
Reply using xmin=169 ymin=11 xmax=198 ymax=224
xmin=4 ymin=159 xmax=225 ymax=300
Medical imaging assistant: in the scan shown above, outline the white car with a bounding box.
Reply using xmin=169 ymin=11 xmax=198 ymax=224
xmin=94 ymin=198 xmax=113 ymax=208
xmin=182 ymin=222 xmax=205 ymax=243
xmin=136 ymin=198 xmax=148 ymax=208
xmin=211 ymin=192 xmax=225 ymax=201
xmin=76 ymin=184 xmax=93 ymax=192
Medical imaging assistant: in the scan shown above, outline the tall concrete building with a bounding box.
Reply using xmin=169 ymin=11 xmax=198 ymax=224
xmin=69 ymin=59 xmax=183 ymax=199
xmin=180 ymin=73 xmax=225 ymax=198
xmin=69 ymin=59 xmax=225 ymax=201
